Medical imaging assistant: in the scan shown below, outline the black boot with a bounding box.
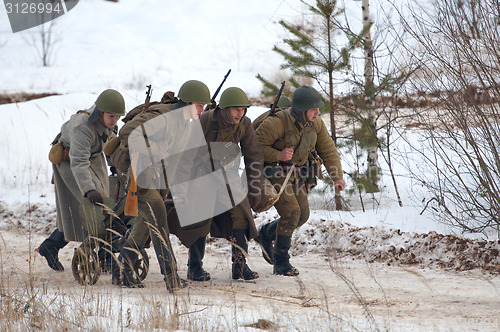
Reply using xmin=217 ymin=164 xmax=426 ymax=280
xmin=232 ymin=229 xmax=259 ymax=281
xmin=273 ymin=235 xmax=299 ymax=276
xmin=111 ymin=255 xmax=121 ymax=286
xmin=116 ymin=242 xmax=145 ymax=288
xmin=37 ymin=229 xmax=68 ymax=271
xmin=154 ymin=244 xmax=187 ymax=293
xmin=255 ymin=219 xmax=278 ymax=265
xmin=98 ymin=243 xmax=113 ymax=273
xmin=187 ymin=236 xmax=211 ymax=281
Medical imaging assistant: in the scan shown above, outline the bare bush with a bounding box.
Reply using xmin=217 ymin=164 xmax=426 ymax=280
xmin=23 ymin=17 xmax=61 ymax=67
xmin=394 ymin=0 xmax=500 ymax=235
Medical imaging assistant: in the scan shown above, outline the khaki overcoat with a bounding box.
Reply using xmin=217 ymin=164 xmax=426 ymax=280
xmin=168 ymin=108 xmax=264 ymax=247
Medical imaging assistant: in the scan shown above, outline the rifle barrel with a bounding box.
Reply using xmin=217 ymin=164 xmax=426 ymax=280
xmin=212 ymin=69 xmax=231 ymax=100
xmin=270 ymin=81 xmax=286 ymax=116
xmin=141 ymin=85 xmax=153 ymax=113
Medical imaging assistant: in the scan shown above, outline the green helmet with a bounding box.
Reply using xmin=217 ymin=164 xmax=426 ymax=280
xmin=95 ymin=89 xmax=125 ymax=116
xmin=276 ymin=95 xmax=292 ymax=108
xmin=177 ymin=80 xmax=211 ymax=104
xmin=219 ymin=87 xmax=250 ymax=109
xmin=291 ymin=86 xmax=324 ymax=112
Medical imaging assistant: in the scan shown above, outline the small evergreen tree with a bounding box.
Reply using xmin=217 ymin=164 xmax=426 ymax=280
xmin=257 ymin=0 xmax=367 ymax=210
xmin=258 ymin=0 xmax=409 ymax=210
xmin=257 ymin=0 xmax=364 ymax=141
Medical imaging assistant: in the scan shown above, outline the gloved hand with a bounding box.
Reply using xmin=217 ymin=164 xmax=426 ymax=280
xmin=248 ymin=192 xmax=262 ymax=210
xmin=85 ymin=190 xmax=103 ymax=204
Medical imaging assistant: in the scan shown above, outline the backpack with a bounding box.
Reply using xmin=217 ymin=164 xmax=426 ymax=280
xmin=105 ymin=92 xmax=178 ymax=173
xmin=252 ymin=109 xmax=273 ymax=131
xmin=252 ymin=108 xmax=299 ymax=148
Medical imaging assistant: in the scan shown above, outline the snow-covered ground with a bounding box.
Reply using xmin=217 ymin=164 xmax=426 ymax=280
xmin=1 ymin=1 xmax=499 ymax=331
xmin=2 ymin=227 xmax=500 ymax=331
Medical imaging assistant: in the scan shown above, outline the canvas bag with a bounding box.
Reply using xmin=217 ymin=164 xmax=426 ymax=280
xmin=106 ymin=92 xmax=178 ymax=173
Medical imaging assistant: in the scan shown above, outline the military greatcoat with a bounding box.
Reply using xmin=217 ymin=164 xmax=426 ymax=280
xmin=54 ymin=106 xmax=115 ymax=241
xmin=168 ymin=108 xmax=264 ymax=247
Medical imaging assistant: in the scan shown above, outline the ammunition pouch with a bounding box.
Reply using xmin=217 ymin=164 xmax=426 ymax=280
xmin=210 ymin=141 xmax=241 ymax=171
xmin=49 ymin=143 xmax=70 ymax=164
xmin=49 ymin=142 xmax=64 ymax=164
xmin=305 ymin=151 xmax=323 ymax=190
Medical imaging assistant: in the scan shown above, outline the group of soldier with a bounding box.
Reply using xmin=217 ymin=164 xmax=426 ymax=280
xmin=36 ymin=79 xmax=345 ymax=292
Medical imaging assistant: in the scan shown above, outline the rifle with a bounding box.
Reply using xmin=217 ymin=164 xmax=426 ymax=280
xmin=141 ymin=84 xmax=153 ymax=113
xmin=124 ymin=154 xmax=138 ymax=216
xmin=205 ymin=69 xmax=231 ymax=111
xmin=269 ymin=81 xmax=286 ymax=117
xmin=125 ymin=84 xmax=152 ymax=216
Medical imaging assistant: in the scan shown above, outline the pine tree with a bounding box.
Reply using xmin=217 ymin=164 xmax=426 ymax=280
xmin=257 ymin=0 xmax=366 ymax=210
xmin=258 ymin=0 xmax=364 ymax=141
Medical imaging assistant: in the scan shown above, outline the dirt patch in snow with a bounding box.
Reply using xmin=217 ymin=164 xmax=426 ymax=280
xmin=1 ymin=203 xmax=499 ymax=276
xmin=291 ymin=218 xmax=500 ymax=275
xmin=0 ymin=201 xmax=56 ymax=234
xmin=0 ymin=92 xmax=59 ymax=105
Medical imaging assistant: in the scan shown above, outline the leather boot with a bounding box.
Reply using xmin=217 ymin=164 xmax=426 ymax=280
xmin=255 ymin=219 xmax=278 ymax=265
xmin=154 ymin=244 xmax=187 ymax=293
xmin=232 ymin=229 xmax=259 ymax=280
xmin=273 ymin=235 xmax=299 ymax=276
xmin=116 ymin=241 xmax=145 ymax=288
xmin=37 ymin=229 xmax=68 ymax=271
xmin=187 ymin=236 xmax=211 ymax=281
xmin=111 ymin=255 xmax=121 ymax=286
xmin=98 ymin=243 xmax=113 ymax=273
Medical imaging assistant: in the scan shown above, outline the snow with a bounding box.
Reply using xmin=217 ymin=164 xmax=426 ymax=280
xmin=0 ymin=0 xmax=499 ymax=331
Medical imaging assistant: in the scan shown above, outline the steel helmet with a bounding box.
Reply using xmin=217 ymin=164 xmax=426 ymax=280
xmin=218 ymin=87 xmax=250 ymax=109
xmin=291 ymin=86 xmax=324 ymax=112
xmin=291 ymin=86 xmax=324 ymax=123
xmin=95 ymin=89 xmax=125 ymax=116
xmin=177 ymin=80 xmax=211 ymax=105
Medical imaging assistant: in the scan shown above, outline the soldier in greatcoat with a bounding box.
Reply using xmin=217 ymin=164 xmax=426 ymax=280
xmin=168 ymin=87 xmax=264 ymax=281
xmin=37 ymin=89 xmax=125 ymax=271
xmin=255 ymin=86 xmax=345 ymax=276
